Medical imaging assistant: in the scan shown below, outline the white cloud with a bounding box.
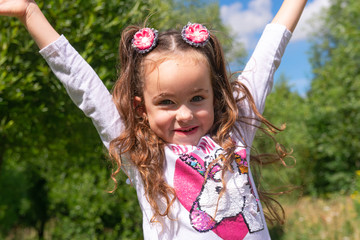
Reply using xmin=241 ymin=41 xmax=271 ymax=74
xmin=221 ymin=0 xmax=331 ymax=47
xmin=220 ymin=0 xmax=272 ymax=49
xmin=292 ymin=0 xmax=331 ymax=41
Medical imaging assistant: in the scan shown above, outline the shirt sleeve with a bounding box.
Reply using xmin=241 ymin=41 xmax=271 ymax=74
xmin=39 ymin=35 xmax=123 ymax=149
xmin=235 ymin=23 xmax=292 ymax=146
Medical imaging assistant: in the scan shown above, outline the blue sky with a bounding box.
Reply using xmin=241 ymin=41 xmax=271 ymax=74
xmin=219 ymin=0 xmax=330 ymax=96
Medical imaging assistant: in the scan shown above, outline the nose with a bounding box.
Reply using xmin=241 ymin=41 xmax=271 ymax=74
xmin=176 ymin=105 xmax=193 ymax=122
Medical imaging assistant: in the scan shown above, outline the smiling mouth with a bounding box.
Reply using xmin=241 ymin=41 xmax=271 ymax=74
xmin=181 ymin=127 xmax=196 ymax=132
xmin=175 ymin=126 xmax=198 ymax=134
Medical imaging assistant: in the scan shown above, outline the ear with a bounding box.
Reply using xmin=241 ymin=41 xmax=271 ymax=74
xmin=134 ymin=96 xmax=146 ymax=117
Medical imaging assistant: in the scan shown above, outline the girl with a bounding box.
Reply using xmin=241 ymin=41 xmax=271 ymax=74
xmin=0 ymin=0 xmax=307 ymax=239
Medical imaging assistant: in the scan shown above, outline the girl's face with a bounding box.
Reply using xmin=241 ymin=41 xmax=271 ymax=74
xmin=140 ymin=53 xmax=214 ymax=146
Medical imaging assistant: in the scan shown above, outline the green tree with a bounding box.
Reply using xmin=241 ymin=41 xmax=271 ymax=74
xmin=307 ymin=0 xmax=360 ymax=194
xmin=252 ymin=75 xmax=312 ymax=194
xmin=0 ymin=0 xmax=239 ymax=239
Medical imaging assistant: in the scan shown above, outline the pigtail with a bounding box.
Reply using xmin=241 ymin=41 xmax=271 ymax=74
xmin=109 ymin=26 xmax=141 ymax=188
xmin=231 ymin=80 xmax=294 ymax=225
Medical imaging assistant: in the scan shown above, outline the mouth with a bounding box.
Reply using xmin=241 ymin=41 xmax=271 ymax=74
xmin=174 ymin=126 xmax=198 ymax=134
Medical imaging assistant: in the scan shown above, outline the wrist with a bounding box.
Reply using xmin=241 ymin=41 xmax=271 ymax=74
xmin=20 ymin=1 xmax=60 ymax=49
xmin=20 ymin=1 xmax=39 ymax=26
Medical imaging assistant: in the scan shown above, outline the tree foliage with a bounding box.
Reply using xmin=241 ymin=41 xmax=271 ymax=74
xmin=0 ymin=0 xmax=239 ymax=238
xmin=253 ymin=0 xmax=360 ymax=197
xmin=252 ymin=75 xmax=313 ymax=195
xmin=307 ymin=0 xmax=360 ymax=194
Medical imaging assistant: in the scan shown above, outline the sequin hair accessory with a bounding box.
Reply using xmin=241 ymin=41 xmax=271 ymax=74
xmin=181 ymin=22 xmax=210 ymax=47
xmin=132 ymin=28 xmax=159 ymax=53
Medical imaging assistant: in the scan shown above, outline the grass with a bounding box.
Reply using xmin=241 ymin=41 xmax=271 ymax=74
xmin=5 ymin=196 xmax=360 ymax=240
xmin=270 ymin=195 xmax=360 ymax=240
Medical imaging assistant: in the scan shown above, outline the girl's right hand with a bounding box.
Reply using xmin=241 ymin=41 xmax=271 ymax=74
xmin=0 ymin=0 xmax=60 ymax=49
xmin=0 ymin=0 xmax=36 ymax=22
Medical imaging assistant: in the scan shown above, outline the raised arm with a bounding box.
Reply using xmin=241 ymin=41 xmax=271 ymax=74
xmin=237 ymin=1 xmax=307 ymax=145
xmin=272 ymin=0 xmax=307 ymax=32
xmin=0 ymin=0 xmax=60 ymax=49
xmin=1 ymin=0 xmax=123 ymax=149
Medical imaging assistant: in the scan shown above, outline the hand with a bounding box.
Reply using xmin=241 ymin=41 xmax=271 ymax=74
xmin=272 ymin=0 xmax=307 ymax=32
xmin=0 ymin=0 xmax=59 ymax=49
xmin=0 ymin=0 xmax=36 ymax=22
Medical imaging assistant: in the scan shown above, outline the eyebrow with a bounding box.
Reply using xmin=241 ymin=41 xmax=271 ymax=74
xmin=152 ymin=88 xmax=209 ymax=101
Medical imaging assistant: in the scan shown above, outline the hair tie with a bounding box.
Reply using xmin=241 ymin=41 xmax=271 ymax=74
xmin=132 ymin=28 xmax=159 ymax=53
xmin=181 ymin=22 xmax=210 ymax=47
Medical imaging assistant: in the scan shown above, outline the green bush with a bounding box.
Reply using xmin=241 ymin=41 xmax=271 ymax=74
xmin=0 ymin=0 xmax=235 ymax=238
xmin=307 ymin=0 xmax=360 ymax=194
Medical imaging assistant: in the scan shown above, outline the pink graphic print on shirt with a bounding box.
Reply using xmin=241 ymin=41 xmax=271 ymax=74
xmin=172 ymin=136 xmax=264 ymax=239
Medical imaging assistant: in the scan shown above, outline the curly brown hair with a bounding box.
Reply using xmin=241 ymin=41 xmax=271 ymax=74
xmin=109 ymin=24 xmax=290 ymax=225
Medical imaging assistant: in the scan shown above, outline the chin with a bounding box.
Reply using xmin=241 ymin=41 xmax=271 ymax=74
xmin=174 ymin=137 xmax=202 ymax=146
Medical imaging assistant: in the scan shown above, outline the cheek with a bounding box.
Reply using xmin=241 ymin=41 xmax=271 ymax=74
xmin=197 ymin=107 xmax=214 ymax=128
xmin=148 ymin=111 xmax=173 ymax=131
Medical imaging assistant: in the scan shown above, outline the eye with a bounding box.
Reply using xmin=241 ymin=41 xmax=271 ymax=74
xmin=191 ymin=96 xmax=204 ymax=102
xmin=158 ymin=99 xmax=174 ymax=105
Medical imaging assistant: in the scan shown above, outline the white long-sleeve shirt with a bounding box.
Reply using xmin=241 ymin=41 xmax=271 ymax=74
xmin=40 ymin=23 xmax=292 ymax=240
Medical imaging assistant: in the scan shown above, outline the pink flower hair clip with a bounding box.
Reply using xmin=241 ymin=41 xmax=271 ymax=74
xmin=181 ymin=22 xmax=210 ymax=47
xmin=132 ymin=28 xmax=159 ymax=53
